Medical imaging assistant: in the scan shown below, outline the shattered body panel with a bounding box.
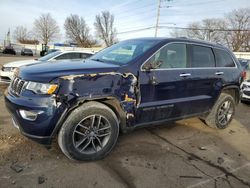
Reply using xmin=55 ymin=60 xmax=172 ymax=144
xmin=57 ymin=72 xmax=139 ymax=128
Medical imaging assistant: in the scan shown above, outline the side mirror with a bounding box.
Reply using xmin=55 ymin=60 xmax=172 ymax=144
xmin=143 ymin=60 xmax=163 ymax=71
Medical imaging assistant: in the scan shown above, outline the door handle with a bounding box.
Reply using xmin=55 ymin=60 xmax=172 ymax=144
xmin=215 ymin=71 xmax=224 ymax=75
xmin=179 ymin=73 xmax=191 ymax=77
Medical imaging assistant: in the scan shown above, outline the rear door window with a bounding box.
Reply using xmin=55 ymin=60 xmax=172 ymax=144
xmin=69 ymin=53 xmax=81 ymax=59
xmin=190 ymin=45 xmax=215 ymax=68
xmin=80 ymin=53 xmax=92 ymax=59
xmin=55 ymin=53 xmax=71 ymax=60
xmin=214 ymin=49 xmax=235 ymax=67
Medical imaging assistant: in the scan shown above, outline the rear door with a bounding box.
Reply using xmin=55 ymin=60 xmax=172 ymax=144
xmin=188 ymin=44 xmax=219 ymax=113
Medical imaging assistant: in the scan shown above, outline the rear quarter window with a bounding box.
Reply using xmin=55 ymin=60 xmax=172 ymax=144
xmin=214 ymin=49 xmax=235 ymax=67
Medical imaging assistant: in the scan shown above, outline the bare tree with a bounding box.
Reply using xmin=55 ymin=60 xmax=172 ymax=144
xmin=169 ymin=29 xmax=187 ymax=38
xmin=64 ymin=14 xmax=95 ymax=47
xmin=33 ymin=13 xmax=60 ymax=44
xmin=171 ymin=19 xmax=228 ymax=44
xmin=13 ymin=26 xmax=39 ymax=44
xmin=170 ymin=8 xmax=250 ymax=52
xmin=13 ymin=26 xmax=28 ymax=42
xmin=94 ymin=11 xmax=117 ymax=46
xmin=225 ymin=8 xmax=250 ymax=51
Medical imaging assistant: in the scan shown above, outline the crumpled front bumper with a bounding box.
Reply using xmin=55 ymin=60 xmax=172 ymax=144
xmin=4 ymin=89 xmax=66 ymax=145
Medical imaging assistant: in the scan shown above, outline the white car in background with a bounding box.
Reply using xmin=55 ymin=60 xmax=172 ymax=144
xmin=240 ymin=80 xmax=250 ymax=102
xmin=0 ymin=50 xmax=94 ymax=83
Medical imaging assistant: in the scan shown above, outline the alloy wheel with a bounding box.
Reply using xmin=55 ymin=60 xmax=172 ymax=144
xmin=217 ymin=100 xmax=233 ymax=127
xmin=72 ymin=115 xmax=111 ymax=154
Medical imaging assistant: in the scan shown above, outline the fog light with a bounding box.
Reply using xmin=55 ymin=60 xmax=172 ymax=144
xmin=19 ymin=110 xmax=43 ymax=121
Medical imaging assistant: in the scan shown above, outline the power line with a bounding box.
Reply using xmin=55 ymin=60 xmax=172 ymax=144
xmin=173 ymin=0 xmax=223 ymax=7
xmin=112 ymin=2 xmax=156 ymax=16
xmin=113 ymin=2 xmax=157 ymax=28
xmin=117 ymin=26 xmax=155 ymax=34
xmin=115 ymin=14 xmax=156 ymax=28
xmin=115 ymin=0 xmax=226 ymax=35
xmin=114 ymin=8 xmax=156 ymax=21
xmin=117 ymin=25 xmax=250 ymax=35
xmin=116 ymin=25 xmax=154 ymax=32
xmin=158 ymin=26 xmax=250 ymax=32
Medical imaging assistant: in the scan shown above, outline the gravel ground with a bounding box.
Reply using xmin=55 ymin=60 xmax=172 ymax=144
xmin=0 ymin=56 xmax=250 ymax=188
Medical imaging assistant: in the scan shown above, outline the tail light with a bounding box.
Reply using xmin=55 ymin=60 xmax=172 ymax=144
xmin=241 ymin=71 xmax=247 ymax=81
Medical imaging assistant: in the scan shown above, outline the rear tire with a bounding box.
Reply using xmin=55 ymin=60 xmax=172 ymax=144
xmin=203 ymin=93 xmax=235 ymax=129
xmin=58 ymin=101 xmax=119 ymax=161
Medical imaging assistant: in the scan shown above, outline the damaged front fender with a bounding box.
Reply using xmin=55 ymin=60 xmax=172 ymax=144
xmin=56 ymin=72 xmax=140 ymax=128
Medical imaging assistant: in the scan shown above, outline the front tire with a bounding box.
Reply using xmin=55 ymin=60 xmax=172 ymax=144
xmin=58 ymin=101 xmax=119 ymax=161
xmin=203 ymin=93 xmax=235 ymax=129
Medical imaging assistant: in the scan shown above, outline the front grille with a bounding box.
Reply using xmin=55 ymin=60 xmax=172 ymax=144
xmin=10 ymin=77 xmax=25 ymax=96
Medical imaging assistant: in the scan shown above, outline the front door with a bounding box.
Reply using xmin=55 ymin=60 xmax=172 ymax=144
xmin=136 ymin=43 xmax=195 ymax=124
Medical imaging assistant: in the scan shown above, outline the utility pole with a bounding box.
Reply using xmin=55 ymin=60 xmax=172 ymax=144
xmin=154 ymin=0 xmax=161 ymax=37
xmin=154 ymin=0 xmax=173 ymax=37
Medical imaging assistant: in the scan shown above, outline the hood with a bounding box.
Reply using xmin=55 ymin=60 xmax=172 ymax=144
xmin=4 ymin=59 xmax=38 ymax=68
xmin=19 ymin=59 xmax=120 ymax=82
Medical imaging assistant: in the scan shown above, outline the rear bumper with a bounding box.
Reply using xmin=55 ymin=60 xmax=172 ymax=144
xmin=4 ymin=89 xmax=66 ymax=145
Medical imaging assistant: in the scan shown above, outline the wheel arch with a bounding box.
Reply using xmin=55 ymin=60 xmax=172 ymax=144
xmin=220 ymin=85 xmax=240 ymax=104
xmin=51 ymin=97 xmax=127 ymax=138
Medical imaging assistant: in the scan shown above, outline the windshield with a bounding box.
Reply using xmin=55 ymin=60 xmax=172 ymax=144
xmin=38 ymin=51 xmax=61 ymax=61
xmin=90 ymin=39 xmax=159 ymax=65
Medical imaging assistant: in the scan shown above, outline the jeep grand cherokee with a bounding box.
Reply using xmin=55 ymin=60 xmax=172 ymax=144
xmin=5 ymin=38 xmax=243 ymax=161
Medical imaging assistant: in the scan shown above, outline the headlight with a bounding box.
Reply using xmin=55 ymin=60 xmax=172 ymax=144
xmin=2 ymin=67 xmax=16 ymax=72
xmin=26 ymin=81 xmax=58 ymax=94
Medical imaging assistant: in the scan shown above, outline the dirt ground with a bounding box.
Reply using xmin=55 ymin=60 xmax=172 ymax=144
xmin=0 ymin=56 xmax=250 ymax=188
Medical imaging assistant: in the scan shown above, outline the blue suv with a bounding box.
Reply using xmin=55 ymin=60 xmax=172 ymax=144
xmin=4 ymin=38 xmax=243 ymax=161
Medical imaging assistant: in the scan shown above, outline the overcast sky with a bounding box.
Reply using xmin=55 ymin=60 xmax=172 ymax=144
xmin=0 ymin=0 xmax=249 ymax=43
